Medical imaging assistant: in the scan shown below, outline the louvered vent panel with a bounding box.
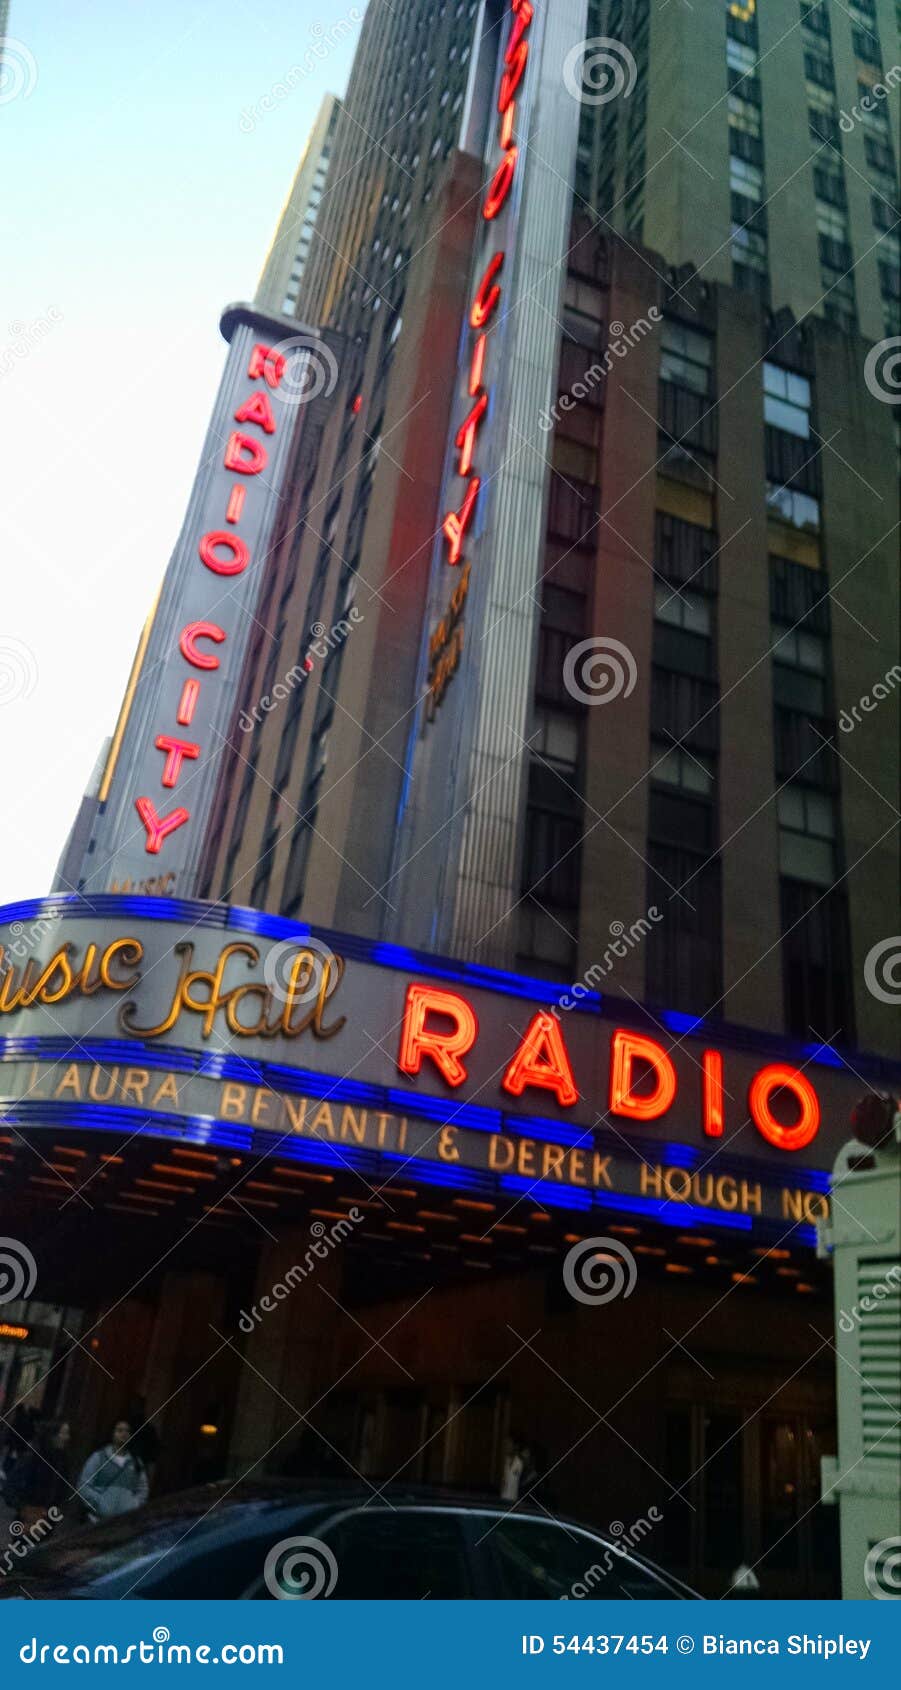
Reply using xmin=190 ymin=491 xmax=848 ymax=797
xmin=858 ymin=1257 xmax=901 ymax=1460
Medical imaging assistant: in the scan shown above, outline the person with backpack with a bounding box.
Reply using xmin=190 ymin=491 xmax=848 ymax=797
xmin=76 ymin=1418 xmax=148 ymax=1522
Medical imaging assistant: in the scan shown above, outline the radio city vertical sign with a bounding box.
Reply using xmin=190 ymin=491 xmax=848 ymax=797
xmin=427 ymin=0 xmax=534 ymax=715
xmin=81 ymin=306 xmax=324 ymax=900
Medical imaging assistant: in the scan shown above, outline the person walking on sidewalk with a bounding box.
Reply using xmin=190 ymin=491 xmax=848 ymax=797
xmin=77 ymin=1419 xmax=148 ymax=1522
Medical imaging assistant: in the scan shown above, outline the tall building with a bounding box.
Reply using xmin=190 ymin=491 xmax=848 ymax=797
xmin=255 ymin=94 xmax=341 ymax=317
xmin=4 ymin=0 xmax=899 ymax=1599
xmin=580 ymin=0 xmax=900 ymax=344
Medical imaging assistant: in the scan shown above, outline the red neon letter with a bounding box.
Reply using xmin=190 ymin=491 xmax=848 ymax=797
xmin=502 ymin=1011 xmax=578 ymax=1108
xmin=442 ymin=476 xmax=480 ymax=565
xmin=483 ymin=148 xmax=518 ymax=221
xmin=198 ymin=532 xmax=249 ymax=576
xmin=224 ymin=431 xmax=268 ymax=475
xmin=498 ymin=40 xmax=528 ymax=113
xmin=234 ymin=390 xmax=276 ymax=434
xmin=176 ymin=679 xmax=200 ymax=726
xmin=748 ymin=1065 xmax=820 ymax=1152
xmin=702 ymin=1049 xmax=724 ymax=1138
xmin=135 ymin=797 xmax=190 ymax=855
xmin=247 ymin=343 xmax=286 ymax=388
xmin=508 ymin=0 xmax=534 ymax=58
xmin=469 ymin=334 xmax=487 ymax=396
xmin=470 ymin=252 xmax=504 ymax=329
xmin=397 ymin=984 xmax=477 ymax=1088
xmin=154 ymin=735 xmax=200 ymax=788
xmin=609 ymin=1029 xmax=677 ymax=1122
xmin=455 ymin=391 xmax=488 ymax=477
xmin=179 ymin=621 xmax=226 ymax=669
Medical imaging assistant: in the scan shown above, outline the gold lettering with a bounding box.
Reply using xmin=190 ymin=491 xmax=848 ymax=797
xmin=640 ymin=1163 xmax=664 ymax=1197
xmin=120 ymin=1068 xmax=149 ymax=1105
xmin=517 ymin=1138 xmax=538 ymax=1178
xmin=283 ymin=1094 xmax=308 ymax=1134
xmin=221 ymin=1082 xmax=248 ymax=1120
xmin=88 ymin=1065 xmax=120 ymax=1102
xmin=309 ymin=1102 xmax=336 ymax=1139
xmin=741 ymin=1180 xmax=762 ymax=1215
xmin=150 ymin=1072 xmax=180 ymax=1107
xmin=591 ymin=1153 xmax=612 ymax=1189
xmin=251 ymin=1087 xmax=273 ymax=1126
xmin=438 ymin=1125 xmax=459 ymax=1162
xmin=54 ymin=1064 xmax=82 ymax=1099
xmin=541 ymin=1144 xmax=566 ymax=1181
xmin=488 ymin=1134 xmax=515 ymax=1171
xmin=782 ymin=1188 xmax=803 ymax=1221
xmin=340 ymin=1106 xmax=367 ymax=1144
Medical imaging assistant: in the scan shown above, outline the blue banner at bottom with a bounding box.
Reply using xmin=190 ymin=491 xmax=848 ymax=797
xmin=1 ymin=1601 xmax=899 ymax=1685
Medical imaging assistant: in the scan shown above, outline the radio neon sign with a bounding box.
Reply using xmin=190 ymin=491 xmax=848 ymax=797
xmin=440 ymin=0 xmax=533 ymax=570
xmin=396 ymin=983 xmax=823 ymax=1153
xmin=134 ymin=343 xmax=288 ymax=857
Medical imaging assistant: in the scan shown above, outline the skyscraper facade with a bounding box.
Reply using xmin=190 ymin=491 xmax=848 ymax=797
xmin=255 ymin=94 xmax=341 ymax=317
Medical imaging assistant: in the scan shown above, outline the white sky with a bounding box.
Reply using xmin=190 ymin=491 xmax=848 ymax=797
xmin=0 ymin=0 xmax=360 ymax=902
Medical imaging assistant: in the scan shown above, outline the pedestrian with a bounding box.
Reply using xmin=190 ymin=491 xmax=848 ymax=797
xmin=5 ymin=1418 xmax=72 ymax=1533
xmin=77 ymin=1419 xmax=148 ymax=1522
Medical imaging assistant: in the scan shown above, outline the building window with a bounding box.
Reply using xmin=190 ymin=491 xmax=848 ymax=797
xmin=767 ymin=483 xmax=820 ymax=530
xmin=654 ymin=583 xmax=712 ymax=635
xmin=778 ymin=786 xmax=836 ymax=885
xmin=651 ymin=741 xmax=716 ymax=796
xmin=532 ymin=708 xmax=581 ymax=769
xmin=763 ymin=364 xmax=812 ymax=438
xmin=660 ymin=321 xmax=713 ymax=395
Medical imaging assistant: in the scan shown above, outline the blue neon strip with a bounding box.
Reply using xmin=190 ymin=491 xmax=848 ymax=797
xmin=591 ymin=1191 xmax=754 ymax=1230
xmin=499 ymin=1174 xmax=593 ymax=1211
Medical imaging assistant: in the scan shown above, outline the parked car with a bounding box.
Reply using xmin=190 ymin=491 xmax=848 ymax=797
xmin=0 ymin=1482 xmax=698 ymax=1600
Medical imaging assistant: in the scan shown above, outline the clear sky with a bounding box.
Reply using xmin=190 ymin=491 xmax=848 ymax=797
xmin=0 ymin=0 xmax=361 ymax=902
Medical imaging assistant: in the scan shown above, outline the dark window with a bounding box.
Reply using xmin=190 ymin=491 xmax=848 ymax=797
xmin=322 ymin=1509 xmax=471 ymax=1598
xmin=488 ymin=1516 xmax=676 ymax=1599
xmin=781 ymin=881 xmax=854 ymax=1042
xmin=646 ymin=842 xmax=722 ymax=1013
